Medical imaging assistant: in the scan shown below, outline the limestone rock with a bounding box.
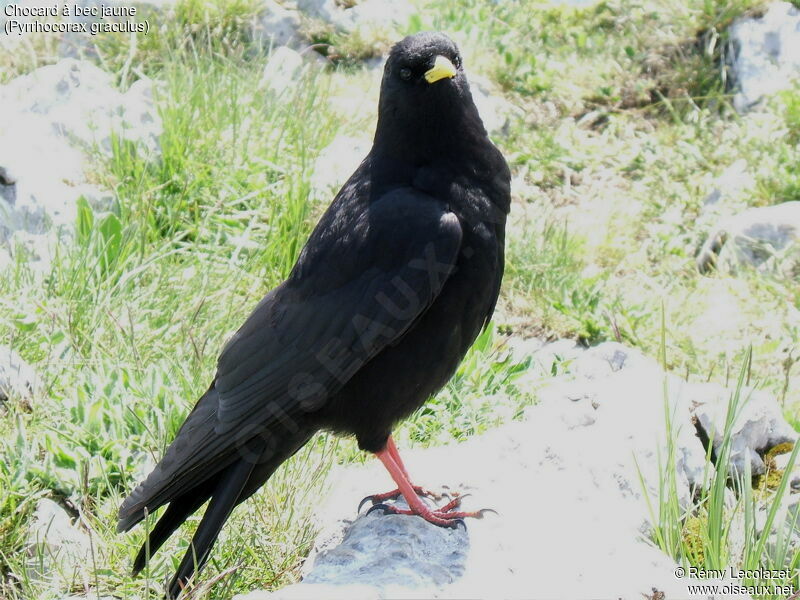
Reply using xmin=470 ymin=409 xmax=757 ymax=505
xmin=0 ymin=59 xmax=157 ymax=256
xmin=701 ymin=159 xmax=756 ymax=211
xmin=693 ymin=383 xmax=798 ymax=476
xmin=696 ymin=201 xmax=800 ymax=275
xmin=728 ymin=2 xmax=800 ymax=113
xmin=260 ymin=46 xmax=305 ymax=96
xmin=309 ymin=135 xmax=371 ymax=202
xmin=25 ymin=499 xmax=92 ymax=589
xmin=250 ymin=0 xmax=303 ymax=50
xmin=468 ymin=74 xmax=518 ymax=137
xmin=0 ymin=345 xmax=36 ymax=402
xmin=304 ymin=509 xmax=467 ymax=588
xmin=0 ymin=115 xmax=87 ymax=239
xmin=773 ymin=452 xmax=800 ymax=491
xmin=241 ymin=341 xmax=772 ymax=599
xmin=297 ymin=0 xmax=416 ymax=34
xmin=0 ymin=59 xmax=161 ymax=156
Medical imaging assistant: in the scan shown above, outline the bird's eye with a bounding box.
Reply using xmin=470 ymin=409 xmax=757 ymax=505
xmin=399 ymin=68 xmax=412 ymax=81
xmin=453 ymin=55 xmax=462 ymax=69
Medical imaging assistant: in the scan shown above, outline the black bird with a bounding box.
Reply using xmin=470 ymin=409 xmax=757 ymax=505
xmin=118 ymin=31 xmax=510 ymax=598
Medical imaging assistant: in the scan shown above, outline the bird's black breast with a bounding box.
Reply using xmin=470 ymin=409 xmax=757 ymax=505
xmin=311 ymin=170 xmax=506 ymax=452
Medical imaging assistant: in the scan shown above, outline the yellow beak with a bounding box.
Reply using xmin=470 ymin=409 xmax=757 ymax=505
xmin=424 ymin=55 xmax=457 ymax=84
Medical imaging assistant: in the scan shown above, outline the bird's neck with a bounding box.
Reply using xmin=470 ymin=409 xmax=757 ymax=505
xmin=372 ymin=108 xmax=493 ymax=176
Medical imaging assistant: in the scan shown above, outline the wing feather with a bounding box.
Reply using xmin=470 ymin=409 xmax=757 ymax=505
xmin=119 ymin=188 xmax=462 ymax=526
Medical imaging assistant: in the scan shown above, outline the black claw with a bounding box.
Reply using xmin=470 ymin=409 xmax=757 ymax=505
xmin=476 ymin=508 xmax=498 ymax=519
xmin=357 ymin=495 xmax=377 ymax=512
xmin=452 ymin=518 xmax=467 ymax=531
xmin=366 ymin=503 xmax=391 ymax=517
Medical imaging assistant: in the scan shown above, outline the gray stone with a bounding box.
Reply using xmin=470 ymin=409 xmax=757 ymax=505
xmin=0 ymin=246 xmax=11 ymax=270
xmin=729 ymin=2 xmax=800 ymax=113
xmin=305 ymin=509 xmax=467 ymax=588
xmin=25 ymin=499 xmax=92 ymax=588
xmin=0 ymin=58 xmax=161 ymax=156
xmin=701 ymin=159 xmax=756 ymax=210
xmin=260 ymin=46 xmax=305 ymax=96
xmin=0 ymin=59 xmax=157 ymax=256
xmin=297 ymin=0 xmax=416 ymax=34
xmin=468 ymin=74 xmax=518 ymax=137
xmin=8 ymin=231 xmax=59 ymax=271
xmin=250 ymin=0 xmax=303 ymax=50
xmin=243 ymin=342 xmax=766 ymax=599
xmin=0 ymin=345 xmax=36 ymax=402
xmin=696 ymin=201 xmax=800 ymax=275
xmin=526 ymin=338 xmax=584 ymax=373
xmin=569 ymin=341 xmax=655 ymax=379
xmin=0 ymin=115 xmax=86 ymax=239
xmin=235 ymin=584 xmax=380 ymax=599
xmin=693 ymin=383 xmax=798 ymax=477
xmin=309 ymin=135 xmax=371 ymax=202
xmin=773 ymin=451 xmax=800 ymax=491
xmin=727 ymin=481 xmax=800 ymax=562
xmin=504 ymin=335 xmax=546 ymax=363
xmin=59 ymin=0 xmax=176 ymax=58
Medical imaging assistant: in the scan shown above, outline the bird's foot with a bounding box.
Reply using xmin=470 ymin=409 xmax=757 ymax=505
xmin=366 ymin=493 xmax=496 ymax=528
xmin=357 ymin=485 xmax=441 ymax=512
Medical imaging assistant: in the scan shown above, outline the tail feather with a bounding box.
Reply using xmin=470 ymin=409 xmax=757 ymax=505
xmin=167 ymin=455 xmax=258 ymax=599
xmin=131 ymin=479 xmax=216 ymax=575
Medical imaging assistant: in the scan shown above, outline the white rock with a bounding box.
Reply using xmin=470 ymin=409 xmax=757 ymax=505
xmin=0 ymin=59 xmax=161 ymax=156
xmin=0 ymin=59 xmax=152 ymax=248
xmin=702 ymin=159 xmax=756 ymax=209
xmin=235 ymin=583 xmax=380 ymax=599
xmin=693 ymin=383 xmax=798 ymax=476
xmin=310 ymin=135 xmax=371 ymax=202
xmin=243 ymin=343 xmax=767 ymax=599
xmin=468 ymin=74 xmax=518 ymax=137
xmin=251 ymin=0 xmax=303 ymax=50
xmin=260 ymin=46 xmax=305 ymax=95
xmin=0 ymin=115 xmax=85 ymax=234
xmin=504 ymin=335 xmax=546 ymax=363
xmin=0 ymin=246 xmax=12 ymax=270
xmin=773 ymin=451 xmax=800 ymax=491
xmin=26 ymin=499 xmax=92 ymax=588
xmin=729 ymin=1 xmax=800 ymax=112
xmin=569 ymin=341 xmax=656 ymax=379
xmin=297 ymin=0 xmax=416 ymax=34
xmin=59 ymin=0 xmax=177 ymax=57
xmin=8 ymin=230 xmax=59 ymax=271
xmin=526 ymin=338 xmax=584 ymax=373
xmin=0 ymin=345 xmax=36 ymax=401
xmin=696 ymin=201 xmax=800 ymax=275
xmin=728 ymin=486 xmax=800 ymax=561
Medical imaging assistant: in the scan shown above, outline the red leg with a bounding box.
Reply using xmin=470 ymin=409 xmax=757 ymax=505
xmin=386 ymin=436 xmax=411 ymax=480
xmin=370 ymin=441 xmax=489 ymax=527
xmin=357 ymin=436 xmax=440 ymax=511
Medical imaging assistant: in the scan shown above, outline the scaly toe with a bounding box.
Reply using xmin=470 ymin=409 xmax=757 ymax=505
xmin=437 ymin=493 xmax=472 ymax=513
xmin=358 ymin=486 xmax=440 ymax=512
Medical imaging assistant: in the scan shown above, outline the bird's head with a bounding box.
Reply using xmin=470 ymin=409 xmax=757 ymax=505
xmin=374 ymin=32 xmax=486 ymax=163
xmin=383 ymin=31 xmax=462 ymax=90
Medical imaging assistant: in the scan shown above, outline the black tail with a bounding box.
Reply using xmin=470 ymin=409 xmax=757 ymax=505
xmin=167 ymin=457 xmax=257 ymax=599
xmin=131 ymin=479 xmax=216 ymax=575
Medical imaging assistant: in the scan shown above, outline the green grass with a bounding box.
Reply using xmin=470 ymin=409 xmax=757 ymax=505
xmin=644 ymin=348 xmax=800 ymax=599
xmin=2 ymin=0 xmax=800 ymax=597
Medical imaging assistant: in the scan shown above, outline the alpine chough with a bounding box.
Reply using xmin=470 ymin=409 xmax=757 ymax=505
xmin=118 ymin=31 xmax=511 ymax=598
